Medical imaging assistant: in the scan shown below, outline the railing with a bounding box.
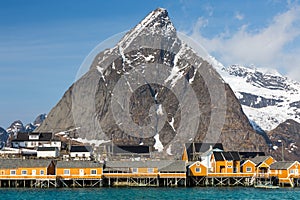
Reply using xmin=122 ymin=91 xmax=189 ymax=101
xmin=0 ymin=175 xmax=56 ymax=180
xmin=159 ymin=173 xmax=186 ymax=178
xmin=207 ymin=173 xmax=255 ymax=177
xmin=57 ymin=175 xmax=102 ymax=179
xmin=103 ymin=173 xmax=158 ymax=178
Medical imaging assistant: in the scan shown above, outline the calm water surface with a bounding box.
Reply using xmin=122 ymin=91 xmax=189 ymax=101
xmin=0 ymin=187 xmax=299 ymax=200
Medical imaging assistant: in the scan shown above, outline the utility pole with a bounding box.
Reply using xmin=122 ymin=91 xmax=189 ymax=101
xmin=278 ymin=140 xmax=284 ymax=161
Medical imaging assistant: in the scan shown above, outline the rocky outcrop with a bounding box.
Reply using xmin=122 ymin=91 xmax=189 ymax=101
xmin=36 ymin=8 xmax=267 ymax=156
xmin=268 ymin=119 xmax=300 ymax=161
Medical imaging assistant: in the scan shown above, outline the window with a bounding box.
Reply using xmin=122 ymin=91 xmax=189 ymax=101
xmin=21 ymin=170 xmax=27 ymax=175
xmin=195 ymin=168 xmax=201 ymax=173
xmin=64 ymin=169 xmax=70 ymax=175
xmin=246 ymin=167 xmax=252 ymax=172
xmin=228 ymin=166 xmax=232 ymax=168
xmin=75 ymin=154 xmax=78 ymax=157
xmin=132 ymin=168 xmax=138 ymax=173
xmin=148 ymin=168 xmax=154 ymax=173
xmin=10 ymin=170 xmax=16 ymax=175
xmin=40 ymin=170 xmax=45 ymax=175
xmin=83 ymin=154 xmax=85 ymax=158
xmin=91 ymin=169 xmax=97 ymax=175
xmin=290 ymin=169 xmax=295 ymax=174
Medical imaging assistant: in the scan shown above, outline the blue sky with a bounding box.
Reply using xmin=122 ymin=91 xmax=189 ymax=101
xmin=1 ymin=0 xmax=300 ymax=128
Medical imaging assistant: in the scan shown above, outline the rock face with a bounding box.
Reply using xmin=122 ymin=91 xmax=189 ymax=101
xmin=36 ymin=8 xmax=267 ymax=156
xmin=0 ymin=127 xmax=8 ymax=148
xmin=268 ymin=119 xmax=300 ymax=161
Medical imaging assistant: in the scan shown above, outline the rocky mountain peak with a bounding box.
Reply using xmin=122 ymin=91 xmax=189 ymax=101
xmin=36 ymin=8 xmax=267 ymax=156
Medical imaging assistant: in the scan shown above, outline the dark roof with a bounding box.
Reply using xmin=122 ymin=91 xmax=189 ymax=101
xmin=222 ymin=152 xmax=233 ymax=160
xmin=70 ymin=146 xmax=92 ymax=152
xmin=239 ymin=152 xmax=265 ymax=159
xmin=270 ymin=161 xmax=296 ymax=170
xmin=185 ymin=143 xmax=224 ymax=161
xmin=230 ymin=152 xmax=241 ymax=161
xmin=56 ymin=160 xmax=103 ymax=168
xmin=213 ymin=152 xmax=240 ymax=161
xmin=0 ymin=159 xmax=52 ymax=169
xmin=106 ymin=145 xmax=150 ymax=155
xmin=37 ymin=147 xmax=58 ymax=151
xmin=213 ymin=152 xmax=224 ymax=161
xmin=12 ymin=132 xmax=56 ymax=142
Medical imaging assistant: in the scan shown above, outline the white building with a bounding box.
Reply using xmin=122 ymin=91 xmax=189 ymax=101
xmin=70 ymin=146 xmax=92 ymax=160
xmin=37 ymin=147 xmax=60 ymax=158
xmin=11 ymin=132 xmax=62 ymax=150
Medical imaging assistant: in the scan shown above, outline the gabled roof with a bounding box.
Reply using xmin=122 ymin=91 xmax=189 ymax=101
xmin=230 ymin=152 xmax=241 ymax=161
xmin=56 ymin=160 xmax=103 ymax=168
xmin=250 ymin=156 xmax=271 ymax=165
xmin=0 ymin=159 xmax=52 ymax=169
xmin=213 ymin=151 xmax=240 ymax=161
xmin=222 ymin=152 xmax=233 ymax=160
xmin=213 ymin=152 xmax=224 ymax=161
xmin=185 ymin=143 xmax=224 ymax=161
xmin=188 ymin=161 xmax=207 ymax=169
xmin=270 ymin=161 xmax=298 ymax=170
xmin=240 ymin=159 xmax=256 ymax=167
xmin=70 ymin=146 xmax=92 ymax=153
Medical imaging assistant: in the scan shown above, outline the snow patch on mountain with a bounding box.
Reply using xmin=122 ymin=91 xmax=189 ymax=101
xmin=211 ymin=61 xmax=300 ymax=131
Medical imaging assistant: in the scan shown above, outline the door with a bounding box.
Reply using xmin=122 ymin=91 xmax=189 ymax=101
xmin=32 ymin=170 xmax=36 ymax=176
xmin=79 ymin=169 xmax=84 ymax=176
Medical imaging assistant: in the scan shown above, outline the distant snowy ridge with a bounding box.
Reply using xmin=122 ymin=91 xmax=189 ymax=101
xmin=211 ymin=60 xmax=300 ymax=131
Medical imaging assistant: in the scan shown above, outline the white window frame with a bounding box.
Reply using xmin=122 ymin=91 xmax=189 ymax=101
xmin=91 ymin=169 xmax=97 ymax=175
xmin=246 ymin=167 xmax=252 ymax=172
xmin=64 ymin=169 xmax=70 ymax=175
xmin=40 ymin=170 xmax=45 ymax=175
xmin=195 ymin=167 xmax=201 ymax=173
xmin=10 ymin=170 xmax=16 ymax=175
xmin=147 ymin=168 xmax=154 ymax=173
xmin=132 ymin=168 xmax=138 ymax=173
xmin=21 ymin=170 xmax=27 ymax=175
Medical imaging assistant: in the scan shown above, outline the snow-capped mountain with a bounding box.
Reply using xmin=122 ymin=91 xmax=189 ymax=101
xmin=213 ymin=63 xmax=300 ymax=132
xmin=36 ymin=8 xmax=267 ymax=155
xmin=6 ymin=120 xmax=25 ymax=136
xmin=6 ymin=114 xmax=47 ymax=135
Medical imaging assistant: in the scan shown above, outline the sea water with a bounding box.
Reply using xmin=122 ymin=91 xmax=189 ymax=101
xmin=0 ymin=187 xmax=299 ymax=200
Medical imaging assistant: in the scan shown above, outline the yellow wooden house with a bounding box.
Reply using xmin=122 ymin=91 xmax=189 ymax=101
xmin=249 ymin=156 xmax=275 ymax=176
xmin=270 ymin=161 xmax=300 ymax=186
xmin=211 ymin=151 xmax=241 ymax=173
xmin=56 ymin=160 xmax=103 ymax=179
xmin=0 ymin=159 xmax=55 ymax=179
xmin=188 ymin=161 xmax=207 ymax=177
xmin=240 ymin=160 xmax=256 ymax=174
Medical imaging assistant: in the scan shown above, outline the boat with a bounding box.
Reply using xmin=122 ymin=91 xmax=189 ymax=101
xmin=254 ymin=183 xmax=280 ymax=189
